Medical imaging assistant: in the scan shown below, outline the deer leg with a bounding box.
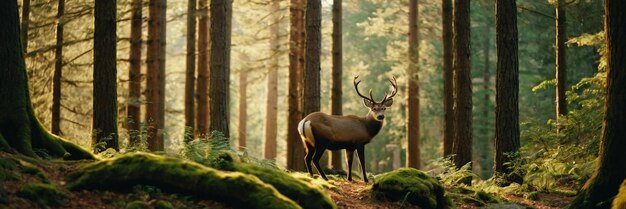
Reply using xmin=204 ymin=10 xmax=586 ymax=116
xmin=346 ymin=149 xmax=355 ymax=181
xmin=303 ymin=142 xmax=315 ymax=177
xmin=357 ymin=145 xmax=368 ymax=183
xmin=312 ymin=142 xmax=329 ymax=180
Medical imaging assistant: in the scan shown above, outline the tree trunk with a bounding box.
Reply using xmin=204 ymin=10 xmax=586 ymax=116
xmin=452 ymin=0 xmax=472 ymax=180
xmin=479 ymin=26 xmax=493 ymax=179
xmin=20 ymin=0 xmax=29 ymax=53
xmin=286 ymin=0 xmax=306 ymax=171
xmin=93 ymin=0 xmax=119 ymax=152
xmin=238 ymin=71 xmax=247 ymax=150
xmin=568 ymin=1 xmax=626 ymax=208
xmin=208 ymin=0 xmax=232 ymax=137
xmin=146 ymin=0 xmax=166 ymax=151
xmin=0 ymin=0 xmax=94 ymax=160
xmin=407 ymin=0 xmax=420 ymax=169
xmin=264 ymin=0 xmax=280 ymax=160
xmin=303 ymin=0 xmax=320 ymax=115
xmin=127 ymin=0 xmax=143 ymax=146
xmin=555 ymin=0 xmax=567 ymax=121
xmin=495 ymin=0 xmax=522 ymax=185
xmin=52 ymin=0 xmax=65 ymax=136
xmin=196 ymin=0 xmax=209 ymax=137
xmin=329 ymin=0 xmax=343 ymax=170
xmin=442 ymin=0 xmax=454 ymax=157
xmin=184 ymin=0 xmax=197 ymax=142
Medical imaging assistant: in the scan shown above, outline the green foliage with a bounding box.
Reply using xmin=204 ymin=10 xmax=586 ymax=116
xmin=431 ymin=157 xmax=478 ymax=186
xmin=16 ymin=183 xmax=67 ymax=207
xmin=371 ymin=168 xmax=451 ymax=209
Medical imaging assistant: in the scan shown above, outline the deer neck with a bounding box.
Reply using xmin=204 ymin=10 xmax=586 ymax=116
xmin=363 ymin=114 xmax=383 ymax=137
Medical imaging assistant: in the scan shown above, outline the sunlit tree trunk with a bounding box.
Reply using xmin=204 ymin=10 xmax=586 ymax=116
xmin=568 ymin=1 xmax=626 ymax=208
xmin=127 ymin=0 xmax=143 ymax=145
xmin=20 ymin=0 xmax=29 ymax=53
xmin=407 ymin=0 xmax=420 ymax=169
xmin=555 ymin=0 xmax=567 ymax=123
xmin=452 ymin=0 xmax=472 ymax=183
xmin=442 ymin=0 xmax=454 ymax=157
xmin=0 ymin=0 xmax=93 ymax=160
xmin=208 ymin=0 xmax=232 ymax=137
xmin=495 ymin=0 xmax=521 ymax=185
xmin=238 ymin=70 xmax=247 ymax=150
xmin=51 ymin=0 xmax=65 ymax=136
xmin=196 ymin=0 xmax=209 ymax=137
xmin=264 ymin=0 xmax=280 ymax=160
xmin=184 ymin=0 xmax=197 ymax=142
xmin=286 ymin=0 xmax=306 ymax=171
xmin=93 ymin=0 xmax=119 ymax=152
xmin=329 ymin=0 xmax=343 ymax=170
xmin=145 ymin=0 xmax=166 ymax=151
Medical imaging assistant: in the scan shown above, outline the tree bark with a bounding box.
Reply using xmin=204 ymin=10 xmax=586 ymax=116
xmin=52 ymin=0 xmax=65 ymax=136
xmin=0 ymin=0 xmax=94 ymax=160
xmin=452 ymin=0 xmax=472 ymax=181
xmin=20 ymin=0 xmax=29 ymax=53
xmin=442 ymin=0 xmax=454 ymax=157
xmin=238 ymin=71 xmax=247 ymax=150
xmin=407 ymin=0 xmax=420 ymax=169
xmin=127 ymin=0 xmax=143 ymax=146
xmin=303 ymin=0 xmax=321 ymax=115
xmin=184 ymin=0 xmax=197 ymax=142
xmin=93 ymin=0 xmax=119 ymax=152
xmin=196 ymin=0 xmax=209 ymax=137
xmin=329 ymin=0 xmax=343 ymax=170
xmin=208 ymin=0 xmax=232 ymax=137
xmin=146 ymin=0 xmax=166 ymax=151
xmin=555 ymin=0 xmax=567 ymax=121
xmin=286 ymin=0 xmax=306 ymax=171
xmin=264 ymin=0 xmax=280 ymax=160
xmin=495 ymin=0 xmax=522 ymax=185
xmin=568 ymin=1 xmax=626 ymax=208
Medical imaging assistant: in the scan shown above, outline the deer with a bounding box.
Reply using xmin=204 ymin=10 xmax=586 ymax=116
xmin=298 ymin=76 xmax=397 ymax=183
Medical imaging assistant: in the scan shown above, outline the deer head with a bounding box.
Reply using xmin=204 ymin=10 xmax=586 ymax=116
xmin=353 ymin=75 xmax=398 ymax=121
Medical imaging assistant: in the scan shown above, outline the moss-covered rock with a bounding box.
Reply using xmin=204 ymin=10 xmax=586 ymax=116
xmin=16 ymin=183 xmax=66 ymax=207
xmin=372 ymin=168 xmax=451 ymax=209
xmin=125 ymin=201 xmax=150 ymax=209
xmin=613 ymin=179 xmax=626 ymax=209
xmin=66 ymin=152 xmax=300 ymax=209
xmin=154 ymin=200 xmax=174 ymax=209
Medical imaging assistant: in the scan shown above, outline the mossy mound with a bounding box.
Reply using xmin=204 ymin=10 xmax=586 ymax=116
xmin=66 ymin=152 xmax=300 ymax=209
xmin=372 ymin=168 xmax=451 ymax=209
xmin=210 ymin=152 xmax=337 ymax=209
xmin=16 ymin=183 xmax=67 ymax=207
xmin=613 ymin=179 xmax=626 ymax=209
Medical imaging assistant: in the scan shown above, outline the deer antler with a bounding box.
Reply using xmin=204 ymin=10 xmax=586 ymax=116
xmin=353 ymin=75 xmax=375 ymax=104
xmin=381 ymin=76 xmax=398 ymax=103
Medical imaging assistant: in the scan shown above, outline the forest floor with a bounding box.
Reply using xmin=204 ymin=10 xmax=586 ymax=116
xmin=0 ymin=152 xmax=575 ymax=209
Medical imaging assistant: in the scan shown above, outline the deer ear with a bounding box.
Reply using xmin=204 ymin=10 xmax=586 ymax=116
xmin=383 ymin=98 xmax=393 ymax=107
xmin=363 ymin=99 xmax=374 ymax=108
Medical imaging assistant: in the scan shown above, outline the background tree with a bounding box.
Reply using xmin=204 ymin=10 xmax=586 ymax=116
xmin=568 ymin=0 xmax=626 ymax=208
xmin=92 ymin=0 xmax=119 ymax=152
xmin=127 ymin=0 xmax=143 ymax=145
xmin=208 ymin=0 xmax=232 ymax=137
xmin=184 ymin=0 xmax=197 ymax=141
xmin=329 ymin=0 xmax=343 ymax=170
xmin=0 ymin=0 xmax=93 ymax=160
xmin=406 ymin=0 xmax=420 ymax=169
xmin=286 ymin=0 xmax=306 ymax=171
xmin=303 ymin=0 xmax=321 ymax=125
xmin=145 ymin=0 xmax=167 ymax=151
xmin=452 ymin=0 xmax=472 ymax=176
xmin=494 ymin=0 xmax=521 ymax=185
xmin=264 ymin=0 xmax=280 ymax=160
xmin=442 ymin=0 xmax=453 ymax=157
xmin=555 ymin=0 xmax=567 ymax=122
xmin=238 ymin=70 xmax=247 ymax=150
xmin=52 ymin=0 xmax=65 ymax=136
xmin=196 ymin=0 xmax=209 ymax=137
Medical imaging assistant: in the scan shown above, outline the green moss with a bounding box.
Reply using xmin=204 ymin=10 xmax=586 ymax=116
xmin=525 ymin=191 xmax=539 ymax=201
xmin=154 ymin=200 xmax=174 ymax=209
xmin=126 ymin=201 xmax=150 ymax=209
xmin=613 ymin=179 xmax=626 ymax=209
xmin=372 ymin=168 xmax=451 ymax=209
xmin=474 ymin=190 xmax=499 ymax=203
xmin=66 ymin=152 xmax=300 ymax=209
xmin=20 ymin=161 xmax=49 ymax=183
xmin=16 ymin=183 xmax=66 ymax=207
